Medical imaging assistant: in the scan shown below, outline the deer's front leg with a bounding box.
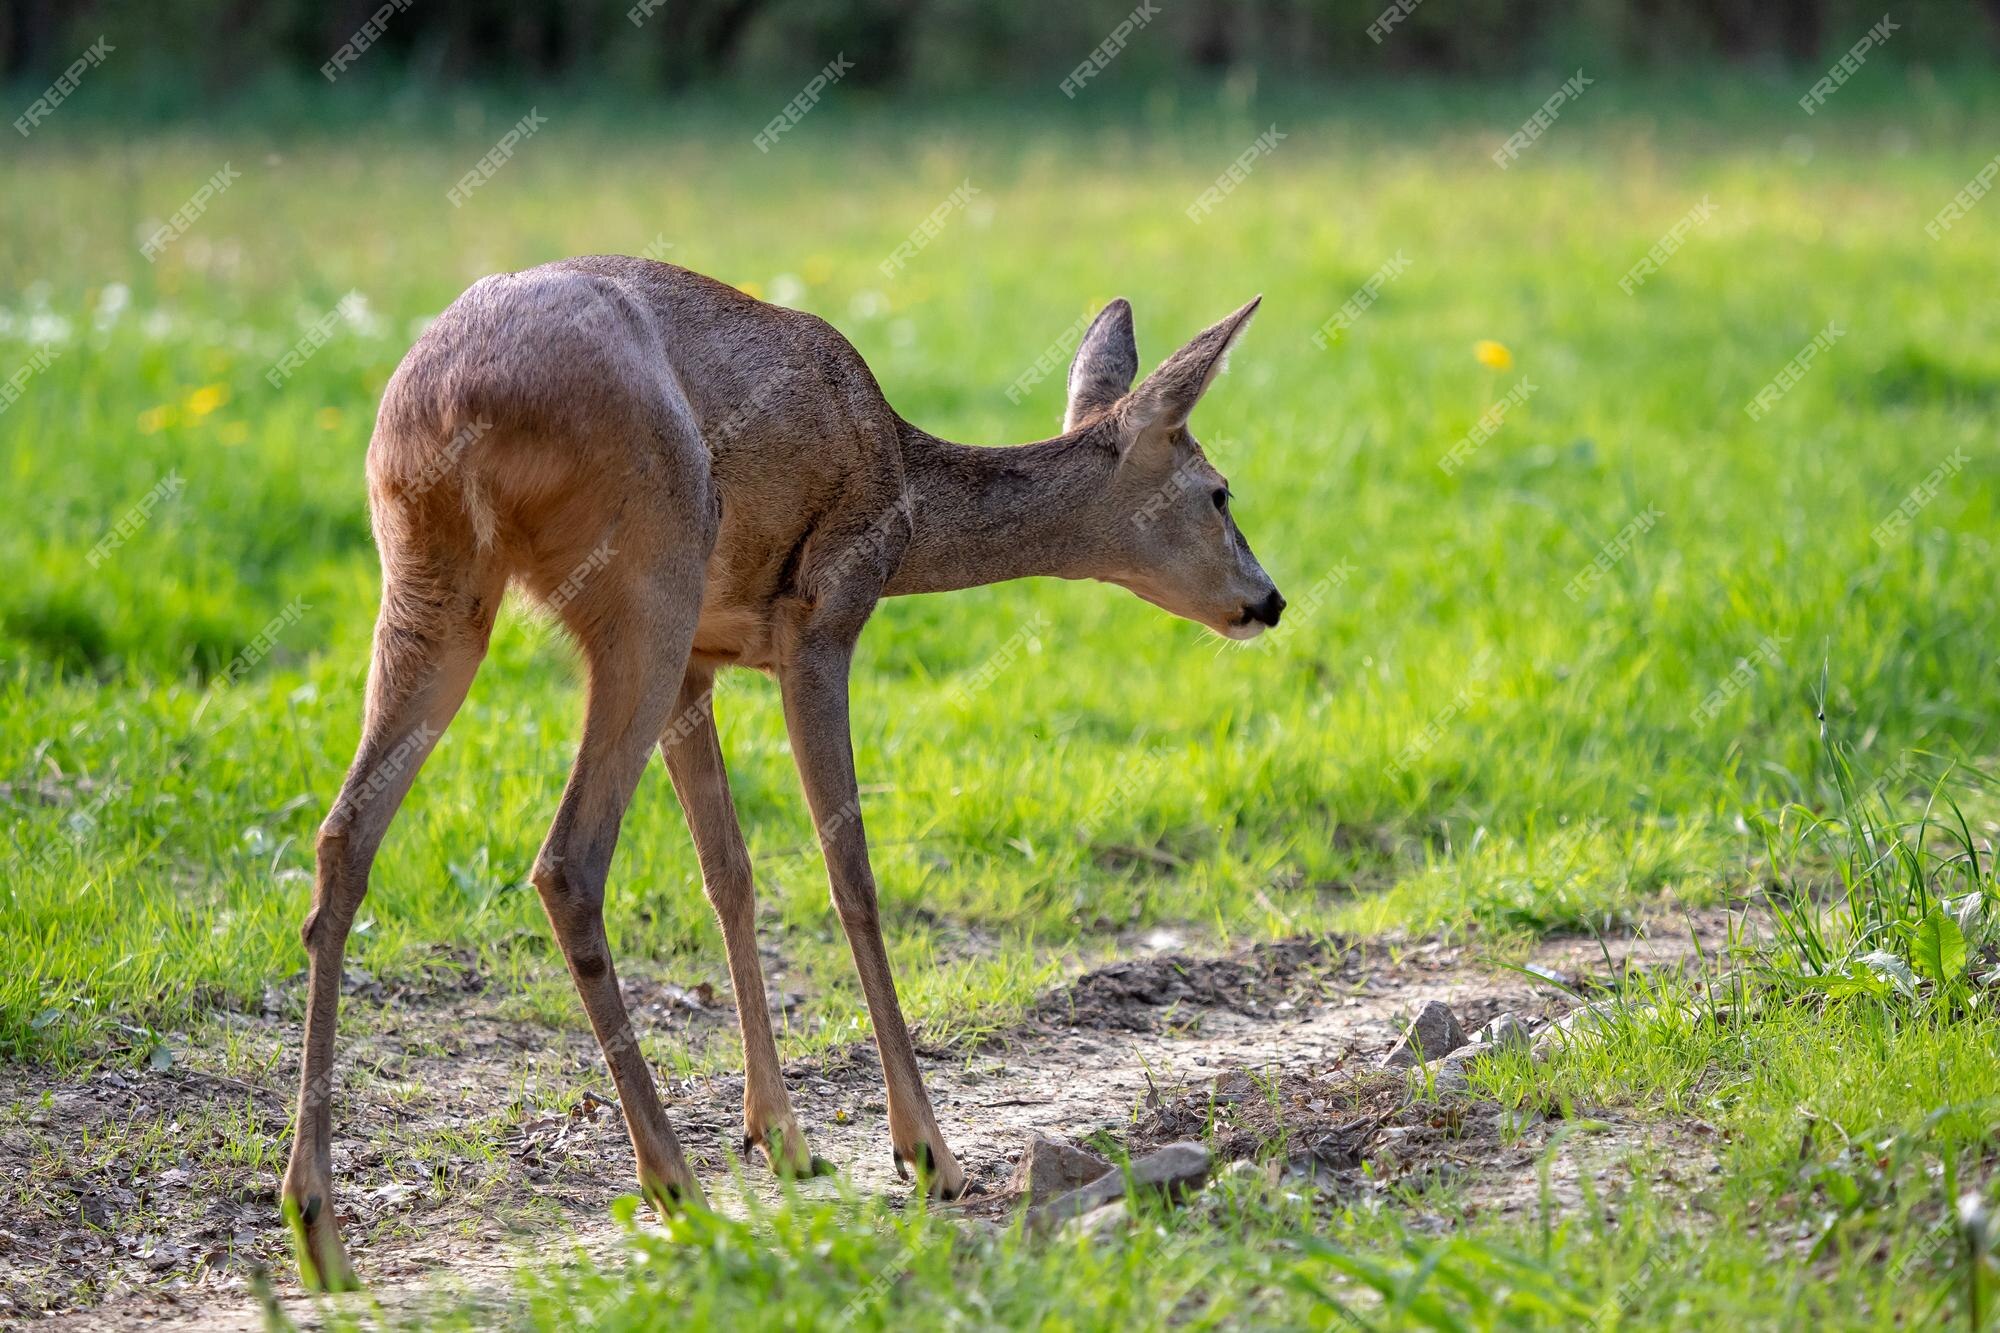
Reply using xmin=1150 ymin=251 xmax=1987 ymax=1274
xmin=778 ymin=637 xmax=967 ymax=1200
xmin=658 ymin=667 xmax=824 ymax=1180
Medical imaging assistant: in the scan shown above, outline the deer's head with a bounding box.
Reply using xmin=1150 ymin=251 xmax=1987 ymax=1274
xmin=1064 ymin=297 xmax=1284 ymax=640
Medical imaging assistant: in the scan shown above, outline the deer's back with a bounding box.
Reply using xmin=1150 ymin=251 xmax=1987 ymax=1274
xmin=366 ymin=257 xmax=911 ymax=669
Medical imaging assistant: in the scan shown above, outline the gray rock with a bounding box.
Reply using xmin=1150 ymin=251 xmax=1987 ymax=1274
xmin=1061 ymin=1200 xmax=1134 ymax=1243
xmin=1441 ymin=1040 xmax=1493 ymax=1069
xmin=1382 ymin=1000 xmax=1470 ymax=1068
xmin=1218 ymin=1158 xmax=1265 ymax=1184
xmin=1402 ymin=1049 xmax=1476 ymax=1096
xmin=1421 ymin=1061 xmax=1473 ymax=1096
xmin=1407 ymin=1024 xmax=1529 ymax=1097
xmin=1006 ymin=1134 xmax=1112 ymax=1205
xmin=1030 ymin=1141 xmax=1212 ymax=1229
xmin=1531 ymin=1000 xmax=1648 ymax=1054
xmin=1475 ymin=1012 xmax=1531 ymax=1052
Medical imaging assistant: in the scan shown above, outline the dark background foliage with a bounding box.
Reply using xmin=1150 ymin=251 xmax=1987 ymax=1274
xmin=4 ymin=0 xmax=1996 ymax=98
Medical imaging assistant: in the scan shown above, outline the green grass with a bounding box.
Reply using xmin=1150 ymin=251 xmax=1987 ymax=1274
xmin=5 ymin=69 xmax=2000 ymax=1328
xmin=376 ymin=975 xmax=2000 ymax=1331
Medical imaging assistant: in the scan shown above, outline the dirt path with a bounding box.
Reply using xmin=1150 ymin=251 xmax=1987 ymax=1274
xmin=1 ymin=913 xmax=1738 ymax=1329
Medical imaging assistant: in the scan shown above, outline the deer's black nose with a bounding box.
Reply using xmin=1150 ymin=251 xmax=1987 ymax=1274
xmin=1247 ymin=588 xmax=1285 ymax=627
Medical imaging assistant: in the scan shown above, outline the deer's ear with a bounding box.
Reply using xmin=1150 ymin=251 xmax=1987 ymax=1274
xmin=1123 ymin=296 xmax=1260 ymax=438
xmin=1064 ymin=298 xmax=1138 ymax=431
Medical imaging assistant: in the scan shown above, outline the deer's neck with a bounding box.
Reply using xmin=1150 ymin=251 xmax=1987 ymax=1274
xmin=884 ymin=420 xmax=1118 ymax=597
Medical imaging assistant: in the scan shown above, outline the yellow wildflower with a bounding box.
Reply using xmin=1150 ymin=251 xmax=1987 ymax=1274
xmin=1474 ymin=340 xmax=1513 ymax=371
xmin=184 ymin=383 xmax=229 ymax=418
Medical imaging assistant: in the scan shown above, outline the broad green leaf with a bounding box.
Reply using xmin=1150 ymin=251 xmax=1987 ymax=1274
xmin=1910 ymin=908 xmax=1968 ymax=984
xmin=1855 ymin=950 xmax=1918 ymax=997
xmin=1948 ymin=891 xmax=1986 ymax=944
xmin=1813 ymin=963 xmax=1893 ymax=1001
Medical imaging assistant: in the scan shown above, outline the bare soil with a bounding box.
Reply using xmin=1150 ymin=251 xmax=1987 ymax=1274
xmin=0 ymin=911 xmax=1738 ymax=1330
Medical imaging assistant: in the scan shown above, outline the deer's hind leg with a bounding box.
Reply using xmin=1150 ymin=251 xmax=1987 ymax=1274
xmin=525 ymin=479 xmax=719 ymax=1213
xmin=283 ymin=550 xmax=504 ymax=1290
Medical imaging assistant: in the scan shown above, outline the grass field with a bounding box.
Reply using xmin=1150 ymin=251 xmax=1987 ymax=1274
xmin=4 ymin=70 xmax=1999 ymax=1328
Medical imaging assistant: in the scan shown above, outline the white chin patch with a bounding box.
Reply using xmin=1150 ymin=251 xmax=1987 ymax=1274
xmin=1220 ymin=619 xmax=1267 ymax=641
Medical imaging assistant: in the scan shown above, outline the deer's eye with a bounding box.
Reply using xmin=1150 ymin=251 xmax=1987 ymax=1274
xmin=1211 ymin=488 xmax=1229 ymax=512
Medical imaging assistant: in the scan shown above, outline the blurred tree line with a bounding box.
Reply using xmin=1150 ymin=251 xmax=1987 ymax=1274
xmin=3 ymin=0 xmax=1995 ymax=95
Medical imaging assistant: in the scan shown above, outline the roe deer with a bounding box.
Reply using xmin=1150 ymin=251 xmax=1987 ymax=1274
xmin=283 ymin=256 xmax=1282 ymax=1287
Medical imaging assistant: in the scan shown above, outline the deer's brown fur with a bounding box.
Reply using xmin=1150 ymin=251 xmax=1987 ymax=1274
xmin=282 ymin=257 xmax=1280 ymax=1287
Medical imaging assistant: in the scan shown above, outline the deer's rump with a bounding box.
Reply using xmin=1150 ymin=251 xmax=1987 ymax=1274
xmin=362 ymin=267 xmax=718 ymax=615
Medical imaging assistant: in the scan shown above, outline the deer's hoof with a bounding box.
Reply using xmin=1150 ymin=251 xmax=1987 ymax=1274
xmin=743 ymin=1122 xmax=832 ymax=1179
xmin=282 ymin=1192 xmax=360 ymax=1293
xmin=893 ymin=1139 xmax=968 ymax=1201
xmin=639 ymin=1168 xmax=707 ymax=1216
